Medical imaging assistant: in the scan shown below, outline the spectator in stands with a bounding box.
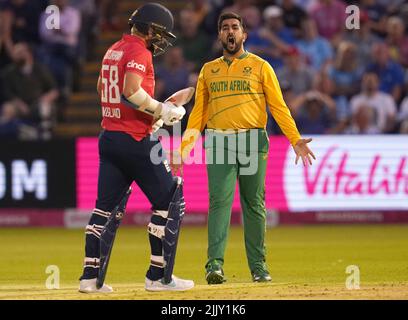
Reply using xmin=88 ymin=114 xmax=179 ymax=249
xmin=70 ymin=0 xmax=98 ymax=61
xmin=245 ymin=5 xmax=296 ymax=71
xmin=328 ymin=41 xmax=363 ymax=100
xmin=313 ymin=71 xmax=350 ymax=133
xmin=350 ymin=72 xmax=397 ymax=133
xmin=240 ymin=5 xmax=261 ymax=33
xmin=399 ymin=4 xmax=408 ymax=32
xmin=0 ymin=0 xmax=48 ymax=54
xmin=343 ymin=10 xmax=380 ymax=69
xmin=155 ymin=47 xmax=190 ymax=102
xmin=0 ymin=101 xmax=22 ymax=138
xmin=309 ymin=0 xmax=347 ymax=45
xmin=293 ymin=0 xmax=317 ymax=11
xmin=296 ymin=17 xmax=334 ymax=72
xmin=222 ymin=0 xmax=257 ymax=17
xmin=360 ymin=0 xmax=387 ymax=37
xmin=366 ymin=42 xmax=405 ymax=102
xmin=344 ymin=104 xmax=380 ymax=134
xmin=281 ymin=80 xmax=296 ymax=107
xmin=290 ymin=90 xmax=337 ymax=134
xmin=279 ymin=0 xmax=307 ymax=36
xmin=196 ymin=0 xmax=225 ymax=37
xmin=98 ymin=0 xmax=121 ymax=31
xmin=185 ymin=0 xmax=211 ymax=30
xmin=0 ymin=1 xmax=12 ymax=70
xmin=69 ymin=0 xmax=98 ymax=91
xmin=263 ymin=5 xmax=297 ymax=45
xmin=176 ymin=8 xmax=212 ymax=71
xmin=398 ymin=96 xmax=408 ymax=133
xmin=277 ymin=46 xmax=314 ymax=95
xmin=0 ymin=100 xmax=35 ymax=139
xmin=376 ymin=0 xmax=405 ymax=17
xmin=385 ymin=16 xmax=408 ymax=68
xmin=0 ymin=42 xmax=59 ymax=139
xmin=39 ymin=0 xmax=81 ymax=104
xmin=244 ymin=7 xmax=278 ymax=68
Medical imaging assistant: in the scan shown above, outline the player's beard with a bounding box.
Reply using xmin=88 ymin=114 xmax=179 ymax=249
xmin=221 ymin=36 xmax=243 ymax=55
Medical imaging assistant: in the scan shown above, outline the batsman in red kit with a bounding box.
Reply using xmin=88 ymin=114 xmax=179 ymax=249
xmin=78 ymin=3 xmax=194 ymax=293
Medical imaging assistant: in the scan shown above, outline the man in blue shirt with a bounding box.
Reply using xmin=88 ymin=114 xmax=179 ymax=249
xmin=295 ymin=17 xmax=333 ymax=72
xmin=245 ymin=5 xmax=296 ymax=71
xmin=366 ymin=42 xmax=405 ymax=102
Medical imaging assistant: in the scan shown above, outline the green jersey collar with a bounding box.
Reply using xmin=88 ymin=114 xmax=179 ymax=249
xmin=237 ymin=51 xmax=249 ymax=59
xmin=222 ymin=51 xmax=249 ymax=65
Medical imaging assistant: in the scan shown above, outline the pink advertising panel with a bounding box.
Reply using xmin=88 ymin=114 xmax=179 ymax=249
xmin=76 ymin=136 xmax=289 ymax=212
xmin=77 ymin=135 xmax=408 ymax=212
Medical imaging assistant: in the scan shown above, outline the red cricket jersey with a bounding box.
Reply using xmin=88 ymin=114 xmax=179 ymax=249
xmin=99 ymin=34 xmax=155 ymax=141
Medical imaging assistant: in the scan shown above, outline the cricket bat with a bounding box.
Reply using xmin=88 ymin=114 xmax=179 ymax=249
xmin=121 ymin=87 xmax=195 ymax=118
xmin=164 ymin=87 xmax=195 ymax=106
xmin=152 ymin=86 xmax=195 ymax=127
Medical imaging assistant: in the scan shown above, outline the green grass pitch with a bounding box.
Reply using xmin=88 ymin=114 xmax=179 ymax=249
xmin=0 ymin=225 xmax=407 ymax=299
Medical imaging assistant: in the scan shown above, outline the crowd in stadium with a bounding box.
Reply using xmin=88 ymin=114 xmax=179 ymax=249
xmin=1 ymin=0 xmax=408 ymax=140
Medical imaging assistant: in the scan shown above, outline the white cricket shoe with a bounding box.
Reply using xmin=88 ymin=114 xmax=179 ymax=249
xmin=145 ymin=275 xmax=194 ymax=292
xmin=79 ymin=278 xmax=113 ymax=293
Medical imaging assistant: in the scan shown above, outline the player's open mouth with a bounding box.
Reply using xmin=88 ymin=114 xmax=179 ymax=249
xmin=228 ymin=36 xmax=235 ymax=46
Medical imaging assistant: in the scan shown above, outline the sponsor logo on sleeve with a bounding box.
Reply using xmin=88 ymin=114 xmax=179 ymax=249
xmin=126 ymin=60 xmax=146 ymax=73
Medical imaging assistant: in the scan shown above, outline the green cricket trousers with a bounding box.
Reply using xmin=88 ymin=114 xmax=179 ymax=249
xmin=204 ymin=128 xmax=269 ymax=273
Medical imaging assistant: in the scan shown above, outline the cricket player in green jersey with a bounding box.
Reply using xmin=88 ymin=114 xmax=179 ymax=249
xmin=171 ymin=12 xmax=316 ymax=284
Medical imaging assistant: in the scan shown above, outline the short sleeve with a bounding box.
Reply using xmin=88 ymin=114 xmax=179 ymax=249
xmin=123 ymin=49 xmax=150 ymax=78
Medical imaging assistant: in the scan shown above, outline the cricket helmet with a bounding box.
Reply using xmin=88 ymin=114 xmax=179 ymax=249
xmin=129 ymin=3 xmax=176 ymax=57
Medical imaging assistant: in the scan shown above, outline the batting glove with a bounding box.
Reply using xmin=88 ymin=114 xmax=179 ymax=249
xmin=160 ymin=102 xmax=186 ymax=126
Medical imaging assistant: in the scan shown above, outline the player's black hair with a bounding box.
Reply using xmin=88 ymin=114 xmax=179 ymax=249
xmin=217 ymin=12 xmax=246 ymax=32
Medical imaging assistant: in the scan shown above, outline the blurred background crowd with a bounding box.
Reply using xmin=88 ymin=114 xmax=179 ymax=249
xmin=1 ymin=0 xmax=408 ymax=140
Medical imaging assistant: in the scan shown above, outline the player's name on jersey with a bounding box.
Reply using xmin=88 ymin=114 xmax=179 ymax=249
xmin=102 ymin=107 xmax=121 ymax=119
xmin=210 ymin=80 xmax=251 ymax=93
xmin=104 ymin=49 xmax=124 ymax=61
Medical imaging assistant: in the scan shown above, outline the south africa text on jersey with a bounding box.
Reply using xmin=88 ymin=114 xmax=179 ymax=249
xmin=210 ymin=80 xmax=251 ymax=93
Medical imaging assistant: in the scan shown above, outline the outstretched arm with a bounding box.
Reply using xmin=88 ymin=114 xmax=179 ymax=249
xmin=262 ymin=61 xmax=316 ymax=166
